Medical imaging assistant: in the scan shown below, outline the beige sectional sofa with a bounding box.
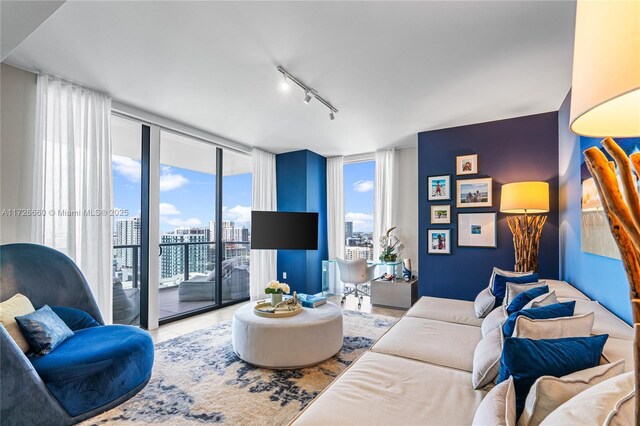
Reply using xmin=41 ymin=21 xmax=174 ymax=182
xmin=292 ymin=279 xmax=635 ymax=425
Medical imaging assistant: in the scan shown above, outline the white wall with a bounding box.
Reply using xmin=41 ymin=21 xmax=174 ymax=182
xmin=395 ymin=146 xmax=418 ymax=274
xmin=1 ymin=63 xmax=37 ymax=244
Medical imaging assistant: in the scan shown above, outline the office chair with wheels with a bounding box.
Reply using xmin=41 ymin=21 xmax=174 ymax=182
xmin=335 ymin=258 xmax=377 ymax=309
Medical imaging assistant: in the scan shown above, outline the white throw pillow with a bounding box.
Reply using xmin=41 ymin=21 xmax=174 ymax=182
xmin=473 ymin=326 xmax=503 ymax=389
xmin=518 ymin=360 xmax=625 ymax=426
xmin=540 ymin=371 xmax=634 ymax=426
xmin=482 ymin=306 xmax=507 ymax=337
xmin=0 ymin=293 xmax=35 ymax=353
xmin=489 ymin=267 xmax=533 ymax=288
xmin=503 ymin=281 xmax=547 ymax=308
xmin=473 ymin=376 xmax=516 ymax=426
xmin=475 ymin=287 xmax=496 ymax=318
xmin=512 ymin=312 xmax=594 ymax=339
xmin=522 ymin=291 xmax=558 ymax=310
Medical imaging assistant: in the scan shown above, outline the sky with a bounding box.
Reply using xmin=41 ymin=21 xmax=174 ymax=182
xmin=113 ymin=156 xmax=374 ymax=234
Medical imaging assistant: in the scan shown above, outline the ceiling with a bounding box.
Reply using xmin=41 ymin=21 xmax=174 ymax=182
xmin=4 ymin=1 xmax=576 ymax=156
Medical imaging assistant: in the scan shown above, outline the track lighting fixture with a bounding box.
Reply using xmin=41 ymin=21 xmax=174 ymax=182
xmin=281 ymin=74 xmax=290 ymax=91
xmin=277 ymin=65 xmax=338 ymax=121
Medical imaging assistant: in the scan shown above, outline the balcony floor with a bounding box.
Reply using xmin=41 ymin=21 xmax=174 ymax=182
xmin=159 ymin=287 xmax=242 ymax=320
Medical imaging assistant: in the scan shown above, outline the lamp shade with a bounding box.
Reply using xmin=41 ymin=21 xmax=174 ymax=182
xmin=569 ymin=0 xmax=640 ymax=137
xmin=500 ymin=182 xmax=549 ymax=214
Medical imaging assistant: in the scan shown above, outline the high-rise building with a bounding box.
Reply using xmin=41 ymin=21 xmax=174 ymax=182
xmin=345 ymin=246 xmax=373 ymax=261
xmin=161 ymin=228 xmax=210 ymax=281
xmin=345 ymin=221 xmax=353 ymax=239
xmin=114 ymin=216 xmax=141 ymax=268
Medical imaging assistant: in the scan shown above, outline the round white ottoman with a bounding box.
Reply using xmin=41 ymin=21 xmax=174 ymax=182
xmin=232 ymin=301 xmax=343 ymax=368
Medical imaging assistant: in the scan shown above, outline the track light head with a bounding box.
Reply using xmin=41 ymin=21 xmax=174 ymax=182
xmin=329 ymin=111 xmax=335 ymax=120
xmin=281 ymin=75 xmax=290 ymax=91
xmin=303 ymin=91 xmax=313 ymax=104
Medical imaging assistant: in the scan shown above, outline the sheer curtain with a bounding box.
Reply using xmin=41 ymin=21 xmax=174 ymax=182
xmin=250 ymin=148 xmax=277 ymax=300
xmin=374 ymin=149 xmax=397 ymax=260
xmin=32 ymin=73 xmax=113 ymax=323
xmin=326 ymin=156 xmax=345 ymax=295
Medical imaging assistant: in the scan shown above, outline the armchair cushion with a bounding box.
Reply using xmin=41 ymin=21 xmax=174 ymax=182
xmin=15 ymin=305 xmax=74 ymax=355
xmin=0 ymin=293 xmax=35 ymax=353
xmin=50 ymin=306 xmax=100 ymax=331
xmin=30 ymin=324 xmax=154 ymax=417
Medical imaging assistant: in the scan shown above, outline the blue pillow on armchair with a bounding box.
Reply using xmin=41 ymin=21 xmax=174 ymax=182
xmin=15 ymin=305 xmax=75 ymax=355
xmin=492 ymin=273 xmax=539 ymax=305
xmin=50 ymin=306 xmax=100 ymax=331
xmin=502 ymin=301 xmax=576 ymax=337
xmin=506 ymin=285 xmax=549 ymax=315
xmin=497 ymin=334 xmax=608 ymax=419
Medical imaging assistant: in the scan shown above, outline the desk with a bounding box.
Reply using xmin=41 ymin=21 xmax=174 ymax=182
xmin=321 ymin=260 xmax=402 ymax=295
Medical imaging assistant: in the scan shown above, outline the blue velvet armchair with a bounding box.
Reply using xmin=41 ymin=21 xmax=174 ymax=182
xmin=1 ymin=243 xmax=154 ymax=425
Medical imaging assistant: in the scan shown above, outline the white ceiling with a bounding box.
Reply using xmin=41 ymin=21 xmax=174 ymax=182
xmin=4 ymin=1 xmax=576 ymax=156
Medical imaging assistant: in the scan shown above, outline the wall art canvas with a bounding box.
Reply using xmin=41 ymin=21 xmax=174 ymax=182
xmin=428 ymin=229 xmax=450 ymax=254
xmin=581 ymin=138 xmax=640 ymax=259
xmin=458 ymin=212 xmax=497 ymax=248
xmin=428 ymin=175 xmax=451 ymax=201
xmin=457 ymin=177 xmax=492 ymax=208
xmin=456 ymin=154 xmax=478 ymax=175
xmin=431 ymin=205 xmax=451 ymax=224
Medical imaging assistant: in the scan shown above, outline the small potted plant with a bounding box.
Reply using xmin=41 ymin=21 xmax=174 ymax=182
xmin=265 ymin=280 xmax=291 ymax=306
xmin=379 ymin=226 xmax=404 ymax=263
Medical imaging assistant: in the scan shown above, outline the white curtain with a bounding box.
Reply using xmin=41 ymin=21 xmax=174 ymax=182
xmin=374 ymin=149 xmax=397 ymax=260
xmin=32 ymin=74 xmax=113 ymax=323
xmin=250 ymin=148 xmax=277 ymax=300
xmin=326 ymin=156 xmax=345 ymax=261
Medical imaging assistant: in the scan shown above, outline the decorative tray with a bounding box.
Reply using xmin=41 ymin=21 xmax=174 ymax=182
xmin=254 ymin=301 xmax=303 ymax=318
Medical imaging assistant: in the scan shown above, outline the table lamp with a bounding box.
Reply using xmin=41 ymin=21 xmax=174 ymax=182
xmin=500 ymin=181 xmax=549 ymax=272
xmin=570 ymin=0 xmax=640 ymax=417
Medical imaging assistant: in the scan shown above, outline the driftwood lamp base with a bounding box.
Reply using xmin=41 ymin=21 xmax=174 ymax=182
xmin=506 ymin=214 xmax=547 ymax=273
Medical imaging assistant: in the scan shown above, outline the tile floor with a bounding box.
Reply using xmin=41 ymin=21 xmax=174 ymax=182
xmin=147 ymin=294 xmax=406 ymax=344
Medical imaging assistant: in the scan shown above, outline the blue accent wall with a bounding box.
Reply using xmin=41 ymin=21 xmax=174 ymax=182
xmin=418 ymin=112 xmax=560 ymax=301
xmin=276 ymin=150 xmax=328 ymax=295
xmin=558 ymin=91 xmax=633 ymax=324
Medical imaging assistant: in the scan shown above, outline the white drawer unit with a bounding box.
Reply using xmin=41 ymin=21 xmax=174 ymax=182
xmin=371 ymin=278 xmax=418 ymax=309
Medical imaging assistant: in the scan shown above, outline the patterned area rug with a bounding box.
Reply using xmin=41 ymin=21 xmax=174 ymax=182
xmin=83 ymin=310 xmax=397 ymax=425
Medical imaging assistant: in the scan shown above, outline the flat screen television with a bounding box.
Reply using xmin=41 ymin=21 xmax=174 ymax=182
xmin=251 ymin=211 xmax=318 ymax=250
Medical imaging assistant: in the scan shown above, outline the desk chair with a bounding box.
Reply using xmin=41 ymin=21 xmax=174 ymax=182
xmin=335 ymin=258 xmax=377 ymax=308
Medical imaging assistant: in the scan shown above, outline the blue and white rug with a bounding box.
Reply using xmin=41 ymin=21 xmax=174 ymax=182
xmin=84 ymin=310 xmax=397 ymax=425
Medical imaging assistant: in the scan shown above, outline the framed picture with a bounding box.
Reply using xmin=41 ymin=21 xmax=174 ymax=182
xmin=456 ymin=154 xmax=478 ymax=175
xmin=457 ymin=177 xmax=492 ymax=208
xmin=428 ymin=175 xmax=451 ymax=201
xmin=458 ymin=212 xmax=497 ymax=248
xmin=430 ymin=205 xmax=451 ymax=224
xmin=428 ymin=229 xmax=451 ymax=254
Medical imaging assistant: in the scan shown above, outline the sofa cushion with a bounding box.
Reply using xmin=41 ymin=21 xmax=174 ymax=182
xmin=0 ymin=293 xmax=35 ymax=353
xmin=567 ymin=299 xmax=634 ymax=341
xmin=292 ymin=351 xmax=487 ymax=426
xmin=16 ymin=305 xmax=74 ymax=355
xmin=603 ymin=337 xmax=635 ymax=372
xmin=406 ymin=296 xmax=482 ymax=327
xmin=482 ymin=307 xmax=507 ymax=337
xmin=474 ymin=287 xmax=496 ymax=318
xmin=489 ymin=267 xmax=533 ymax=288
xmin=502 ymin=302 xmax=575 ymax=338
xmin=29 ymin=325 xmax=154 ymax=417
xmin=497 ymin=335 xmax=608 ymax=419
xmin=506 ymin=285 xmax=549 ymax=314
xmin=519 ymin=360 xmax=625 ymax=426
xmin=472 ymin=326 xmax=502 ymax=389
xmin=50 ymin=306 xmax=100 ymax=331
xmin=512 ymin=312 xmax=594 ymax=339
xmin=504 ymin=282 xmax=548 ymax=310
xmin=523 ymin=291 xmax=558 ymax=310
xmin=472 ymin=377 xmax=516 ymax=426
xmin=540 ymin=371 xmax=634 ymax=426
xmin=492 ymin=273 xmax=539 ymax=305
xmin=372 ymin=316 xmax=481 ymax=371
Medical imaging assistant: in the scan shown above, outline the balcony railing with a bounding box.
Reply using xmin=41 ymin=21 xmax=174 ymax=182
xmin=113 ymin=241 xmax=250 ymax=290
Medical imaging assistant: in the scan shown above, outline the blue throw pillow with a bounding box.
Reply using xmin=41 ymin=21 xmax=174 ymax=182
xmin=492 ymin=273 xmax=539 ymax=305
xmin=506 ymin=285 xmax=549 ymax=315
xmin=15 ymin=305 xmax=75 ymax=355
xmin=502 ymin=301 xmax=576 ymax=337
xmin=497 ymin=335 xmax=608 ymax=419
xmin=50 ymin=306 xmax=100 ymax=331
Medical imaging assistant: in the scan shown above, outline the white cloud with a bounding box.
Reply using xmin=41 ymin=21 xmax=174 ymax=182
xmin=353 ymin=180 xmax=374 ymax=193
xmin=162 ymin=217 xmax=202 ymax=227
xmin=159 ymin=203 xmax=180 ymax=215
xmin=160 ymin=171 xmax=188 ymax=191
xmin=222 ymin=205 xmax=252 ymax=224
xmin=345 ymin=212 xmax=374 ymax=232
xmin=112 ymin=155 xmax=141 ymax=182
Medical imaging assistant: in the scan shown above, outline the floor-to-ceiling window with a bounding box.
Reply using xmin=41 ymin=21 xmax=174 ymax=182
xmin=343 ymin=160 xmax=375 ymax=261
